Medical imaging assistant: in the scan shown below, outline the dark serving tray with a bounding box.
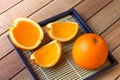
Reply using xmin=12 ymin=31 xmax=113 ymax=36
xmin=8 ymin=9 xmax=118 ymax=80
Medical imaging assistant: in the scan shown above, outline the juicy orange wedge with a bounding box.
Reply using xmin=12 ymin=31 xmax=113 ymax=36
xmin=8 ymin=18 xmax=44 ymax=50
xmin=30 ymin=40 xmax=62 ymax=68
xmin=46 ymin=22 xmax=79 ymax=42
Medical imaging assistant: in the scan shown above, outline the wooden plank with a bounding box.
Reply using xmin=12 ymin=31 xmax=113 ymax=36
xmin=9 ymin=0 xmax=119 ymax=80
xmin=93 ymin=46 xmax=120 ymax=80
xmin=117 ymin=76 xmax=120 ymax=80
xmin=86 ymin=0 xmax=120 ymax=34
xmin=0 ymin=50 xmax=25 ymax=80
xmin=11 ymin=68 xmax=34 ymax=80
xmin=75 ymin=0 xmax=120 ymax=51
xmin=0 ymin=0 xmax=52 ymax=58
xmin=0 ymin=0 xmax=83 ymax=79
xmin=0 ymin=0 xmax=22 ymax=14
xmin=0 ymin=0 xmax=115 ymax=60
xmin=0 ymin=0 xmax=119 ymax=60
xmin=0 ymin=0 xmax=53 ymax=35
xmin=11 ymin=44 xmax=120 ymax=80
xmin=0 ymin=0 xmax=119 ymax=79
xmin=101 ymin=19 xmax=120 ymax=51
xmin=0 ymin=0 xmax=83 ymax=59
xmin=74 ymin=0 xmax=112 ymax=20
xmin=29 ymin=0 xmax=83 ymax=22
xmin=0 ymin=33 xmax=13 ymax=59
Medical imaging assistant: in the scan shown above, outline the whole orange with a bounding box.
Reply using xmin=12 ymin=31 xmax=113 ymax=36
xmin=72 ymin=33 xmax=108 ymax=70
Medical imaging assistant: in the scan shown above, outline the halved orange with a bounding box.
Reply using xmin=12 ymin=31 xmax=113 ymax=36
xmin=46 ymin=22 xmax=79 ymax=42
xmin=8 ymin=18 xmax=44 ymax=50
xmin=30 ymin=40 xmax=62 ymax=68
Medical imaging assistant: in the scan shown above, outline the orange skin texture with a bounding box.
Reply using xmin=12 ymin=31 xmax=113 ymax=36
xmin=72 ymin=33 xmax=108 ymax=70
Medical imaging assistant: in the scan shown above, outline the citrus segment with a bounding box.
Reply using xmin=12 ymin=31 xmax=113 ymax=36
xmin=30 ymin=40 xmax=62 ymax=68
xmin=72 ymin=33 xmax=108 ymax=70
xmin=46 ymin=22 xmax=79 ymax=42
xmin=8 ymin=18 xmax=44 ymax=50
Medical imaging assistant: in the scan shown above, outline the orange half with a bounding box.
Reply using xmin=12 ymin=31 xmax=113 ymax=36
xmin=8 ymin=18 xmax=44 ymax=50
xmin=30 ymin=40 xmax=62 ymax=68
xmin=46 ymin=22 xmax=79 ymax=42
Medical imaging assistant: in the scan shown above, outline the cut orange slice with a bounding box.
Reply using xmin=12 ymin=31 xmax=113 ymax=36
xmin=30 ymin=40 xmax=62 ymax=68
xmin=46 ymin=22 xmax=79 ymax=42
xmin=8 ymin=18 xmax=44 ymax=50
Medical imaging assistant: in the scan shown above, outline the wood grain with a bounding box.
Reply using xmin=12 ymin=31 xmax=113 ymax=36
xmin=0 ymin=0 xmax=82 ymax=59
xmin=0 ymin=50 xmax=25 ymax=80
xmin=11 ymin=68 xmax=34 ymax=80
xmin=29 ymin=0 xmax=83 ymax=22
xmin=0 ymin=0 xmax=120 ymax=80
xmin=10 ymin=1 xmax=119 ymax=79
xmin=93 ymin=45 xmax=120 ymax=80
xmin=101 ymin=19 xmax=120 ymax=51
xmin=0 ymin=0 xmax=113 ymax=59
xmin=0 ymin=0 xmax=53 ymax=35
xmin=75 ymin=0 xmax=112 ymax=20
xmin=0 ymin=33 xmax=13 ymax=59
xmin=0 ymin=0 xmax=23 ymax=14
xmin=0 ymin=0 xmax=52 ymax=58
xmin=86 ymin=0 xmax=120 ymax=34
xmin=0 ymin=0 xmax=83 ymax=79
xmin=92 ymin=19 xmax=120 ymax=79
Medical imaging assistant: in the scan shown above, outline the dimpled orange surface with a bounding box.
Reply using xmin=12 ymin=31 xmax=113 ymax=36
xmin=72 ymin=33 xmax=108 ymax=70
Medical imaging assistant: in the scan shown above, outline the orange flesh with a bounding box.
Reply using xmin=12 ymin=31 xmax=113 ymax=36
xmin=52 ymin=23 xmax=77 ymax=38
xmin=34 ymin=43 xmax=59 ymax=66
xmin=13 ymin=21 xmax=40 ymax=46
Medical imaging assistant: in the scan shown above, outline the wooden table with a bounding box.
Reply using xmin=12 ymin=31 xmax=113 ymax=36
xmin=0 ymin=0 xmax=120 ymax=80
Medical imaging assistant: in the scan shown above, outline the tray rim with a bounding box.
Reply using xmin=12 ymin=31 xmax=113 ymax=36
xmin=7 ymin=9 xmax=118 ymax=80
